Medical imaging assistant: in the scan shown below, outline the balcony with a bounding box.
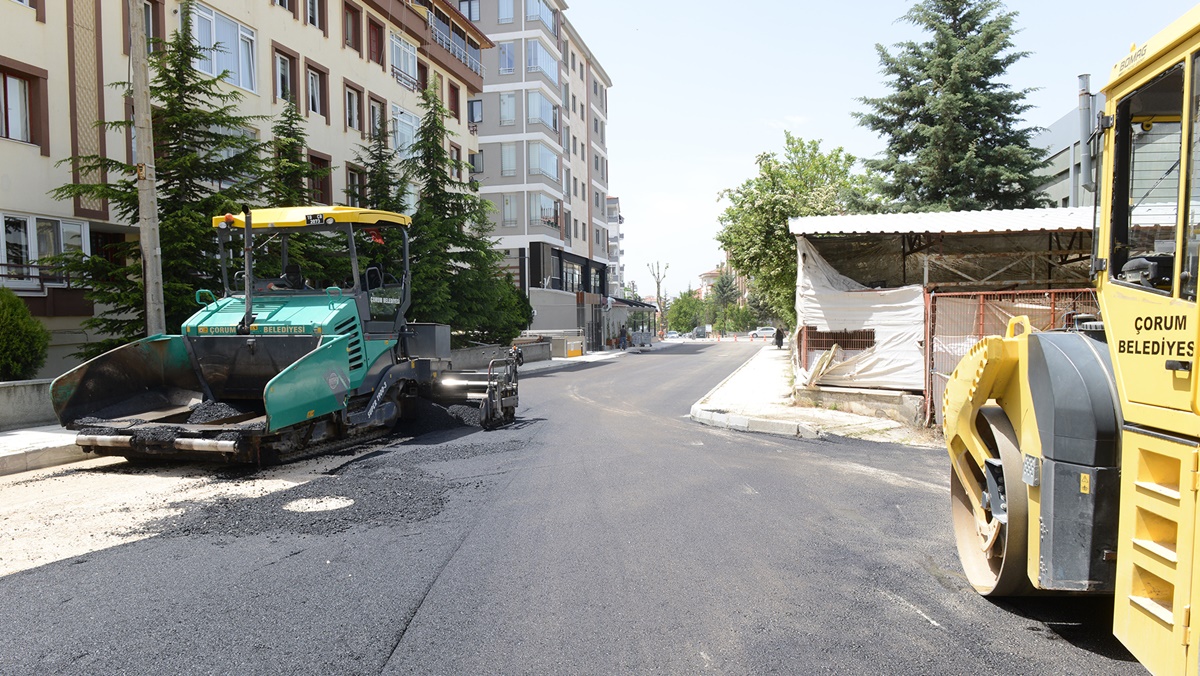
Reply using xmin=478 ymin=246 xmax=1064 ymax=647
xmin=525 ymin=0 xmax=557 ymax=36
xmin=429 ymin=21 xmax=483 ymax=77
xmin=391 ymin=66 xmax=419 ymax=92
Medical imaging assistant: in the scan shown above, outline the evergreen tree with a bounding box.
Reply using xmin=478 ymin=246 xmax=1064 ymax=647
xmin=710 ymin=271 xmax=739 ymax=333
xmin=351 ymin=116 xmax=408 ymax=213
xmin=263 ymin=96 xmax=328 ymax=207
xmin=402 ymin=83 xmax=530 ymax=345
xmin=855 ymin=0 xmax=1048 ymax=211
xmin=349 ymin=116 xmax=409 ymax=280
xmin=48 ymin=0 xmax=266 ymax=357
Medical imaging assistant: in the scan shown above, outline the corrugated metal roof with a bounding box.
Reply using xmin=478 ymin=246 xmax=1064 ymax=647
xmin=789 ymin=207 xmax=1094 ymax=236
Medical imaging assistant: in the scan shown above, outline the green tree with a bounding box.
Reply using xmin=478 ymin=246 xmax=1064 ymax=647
xmin=402 ymin=83 xmax=530 ymax=345
xmin=710 ymin=271 xmax=738 ymax=333
xmin=263 ymin=97 xmax=328 ymax=207
xmin=716 ymin=133 xmax=865 ymax=326
xmin=48 ymin=0 xmax=266 ymax=358
xmin=855 ymin=0 xmax=1048 ymax=211
xmin=351 ymin=116 xmax=408 ymax=213
xmin=0 ymin=289 xmax=50 ymax=380
xmin=666 ymin=289 xmax=705 ymax=333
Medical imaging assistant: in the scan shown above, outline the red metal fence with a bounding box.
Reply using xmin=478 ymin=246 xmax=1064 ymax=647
xmin=927 ymin=288 xmax=1099 ymax=425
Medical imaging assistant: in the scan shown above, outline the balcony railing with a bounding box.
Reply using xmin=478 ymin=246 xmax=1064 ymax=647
xmin=428 ymin=22 xmax=483 ymax=76
xmin=391 ymin=66 xmax=419 ymax=92
xmin=527 ymin=114 xmax=557 ymax=133
xmin=526 ymin=0 xmax=556 ymax=36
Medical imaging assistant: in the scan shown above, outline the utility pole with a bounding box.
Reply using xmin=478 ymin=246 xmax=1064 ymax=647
xmin=130 ymin=0 xmax=166 ymax=336
xmin=647 ymin=261 xmax=668 ymax=334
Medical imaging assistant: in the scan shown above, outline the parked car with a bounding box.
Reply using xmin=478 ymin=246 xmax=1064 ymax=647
xmin=666 ymin=331 xmax=680 ymax=339
xmin=748 ymin=326 xmax=776 ymax=338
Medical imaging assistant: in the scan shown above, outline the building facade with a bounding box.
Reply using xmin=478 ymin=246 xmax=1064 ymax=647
xmin=0 ymin=0 xmax=489 ymax=376
xmin=471 ymin=0 xmax=613 ymax=348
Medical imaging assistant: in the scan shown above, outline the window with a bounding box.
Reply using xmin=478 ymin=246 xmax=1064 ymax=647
xmin=467 ymin=99 xmax=483 ymax=124
xmin=526 ymin=39 xmax=557 ymax=84
xmin=570 ymin=51 xmax=576 ymax=72
xmin=418 ymin=62 xmax=429 ymax=92
xmin=309 ymin=153 xmax=331 ymax=204
xmin=391 ymin=33 xmax=418 ymax=90
xmin=369 ymin=98 xmax=384 ymax=136
xmin=343 ymin=3 xmax=361 ymax=53
xmin=527 ymin=91 xmax=558 ymax=131
xmin=458 ymin=0 xmax=479 ymax=21
xmin=499 ymin=92 xmax=515 ymax=126
xmin=572 ymin=176 xmax=578 ymax=197
xmin=0 ymin=73 xmax=30 ymax=143
xmin=191 ymin=3 xmax=256 ymax=91
xmin=346 ymin=167 xmax=364 ymax=207
xmin=274 ymin=51 xmax=296 ymax=102
xmin=448 ymin=83 xmax=460 ymax=120
xmin=306 ymin=0 xmax=325 ymax=31
xmin=593 ymin=116 xmax=598 ymax=133
xmin=1111 ymin=63 xmax=1185 ymax=296
xmin=391 ymin=104 xmax=418 ymax=159
xmin=274 ymin=0 xmax=293 ymax=9
xmin=1 ymin=214 xmax=86 ymax=286
xmin=306 ymin=66 xmax=327 ymax=117
xmin=525 ymin=0 xmax=555 ymax=35
xmin=563 ymin=169 xmax=571 ymax=203
xmin=125 ymin=1 xmax=162 ymax=56
xmin=368 ymin=20 xmax=384 ymax=65
xmin=449 ymin=144 xmax=462 ymax=180
xmin=468 ymin=151 xmax=483 ymax=174
xmin=528 ymin=141 xmax=558 ymax=181
xmin=498 ymin=0 xmax=513 ymax=24
xmin=501 ymin=143 xmax=516 ymax=177
xmin=502 ymin=194 xmax=517 ymax=227
xmin=529 ymin=193 xmax=559 ymax=229
xmin=571 ymin=135 xmax=577 ymax=156
xmin=498 ymin=42 xmax=514 ymax=75
xmin=345 ymin=85 xmax=362 ymax=131
xmin=573 ymin=218 xmax=579 ymax=239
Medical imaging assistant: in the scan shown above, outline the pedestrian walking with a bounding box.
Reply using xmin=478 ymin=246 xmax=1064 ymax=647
xmin=774 ymin=326 xmax=785 ymax=350
xmin=619 ymin=324 xmax=628 ymax=350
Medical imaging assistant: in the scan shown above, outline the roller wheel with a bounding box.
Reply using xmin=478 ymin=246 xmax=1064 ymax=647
xmin=950 ymin=406 xmax=1032 ymax=596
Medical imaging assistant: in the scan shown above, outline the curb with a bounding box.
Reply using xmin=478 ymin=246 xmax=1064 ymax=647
xmin=0 ymin=443 xmax=89 ymax=477
xmin=687 ymin=348 xmax=822 ymax=440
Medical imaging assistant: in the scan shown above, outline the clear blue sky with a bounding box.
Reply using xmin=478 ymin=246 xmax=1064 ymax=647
xmin=562 ymin=0 xmax=1200 ymax=301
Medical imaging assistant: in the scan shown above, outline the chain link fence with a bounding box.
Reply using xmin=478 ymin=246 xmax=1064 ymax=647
xmin=928 ymin=288 xmax=1099 ymax=425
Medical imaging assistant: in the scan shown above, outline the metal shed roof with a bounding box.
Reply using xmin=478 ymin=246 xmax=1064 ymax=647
xmin=789 ymin=207 xmax=1095 ymax=236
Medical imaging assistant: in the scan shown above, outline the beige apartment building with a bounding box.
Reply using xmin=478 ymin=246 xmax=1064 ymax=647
xmin=0 ymin=0 xmax=489 ymax=377
xmin=470 ymin=0 xmax=613 ymax=349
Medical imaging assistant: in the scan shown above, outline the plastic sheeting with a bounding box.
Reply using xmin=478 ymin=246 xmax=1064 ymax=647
xmin=795 ymin=237 xmax=925 ymax=391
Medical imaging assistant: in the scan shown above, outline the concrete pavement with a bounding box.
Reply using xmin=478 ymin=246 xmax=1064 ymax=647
xmin=0 ymin=340 xmax=937 ymax=477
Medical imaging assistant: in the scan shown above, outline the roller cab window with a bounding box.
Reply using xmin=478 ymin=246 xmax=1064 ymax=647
xmin=1109 ymin=62 xmax=1184 ymax=296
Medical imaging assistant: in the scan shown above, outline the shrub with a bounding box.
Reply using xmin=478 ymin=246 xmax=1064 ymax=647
xmin=0 ymin=287 xmax=50 ymax=381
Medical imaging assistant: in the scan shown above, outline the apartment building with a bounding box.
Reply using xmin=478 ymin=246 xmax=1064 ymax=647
xmin=470 ymin=0 xmax=613 ymax=348
xmin=606 ymin=195 xmax=623 ymax=297
xmin=0 ymin=0 xmax=489 ymax=376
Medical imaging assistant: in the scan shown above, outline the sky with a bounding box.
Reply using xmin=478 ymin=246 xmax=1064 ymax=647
xmin=561 ymin=0 xmax=1200 ymax=301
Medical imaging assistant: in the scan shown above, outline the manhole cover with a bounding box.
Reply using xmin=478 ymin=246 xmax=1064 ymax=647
xmin=282 ymin=496 xmax=355 ymax=512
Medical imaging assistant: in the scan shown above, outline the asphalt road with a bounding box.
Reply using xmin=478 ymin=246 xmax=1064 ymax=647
xmin=0 ymin=341 xmax=1140 ymax=674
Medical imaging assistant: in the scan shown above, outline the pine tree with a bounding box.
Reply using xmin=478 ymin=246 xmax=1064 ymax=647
xmin=48 ymin=0 xmax=266 ymax=357
xmin=855 ymin=0 xmax=1048 ymax=211
xmin=402 ymin=83 xmax=530 ymax=345
xmin=351 ymin=116 xmax=408 ymax=213
xmin=263 ymin=96 xmax=328 ymax=207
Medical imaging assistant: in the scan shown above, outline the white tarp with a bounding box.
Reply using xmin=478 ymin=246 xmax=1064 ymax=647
xmin=795 ymin=237 xmax=925 ymax=391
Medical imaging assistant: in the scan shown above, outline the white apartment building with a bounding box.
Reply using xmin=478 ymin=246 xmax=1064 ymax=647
xmin=0 ymin=0 xmax=489 ymax=376
xmin=470 ymin=0 xmax=613 ymax=349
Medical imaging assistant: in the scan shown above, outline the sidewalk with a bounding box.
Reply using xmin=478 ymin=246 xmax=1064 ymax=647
xmin=0 ymin=342 xmax=938 ymax=477
xmin=689 ymin=345 xmax=941 ymax=447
